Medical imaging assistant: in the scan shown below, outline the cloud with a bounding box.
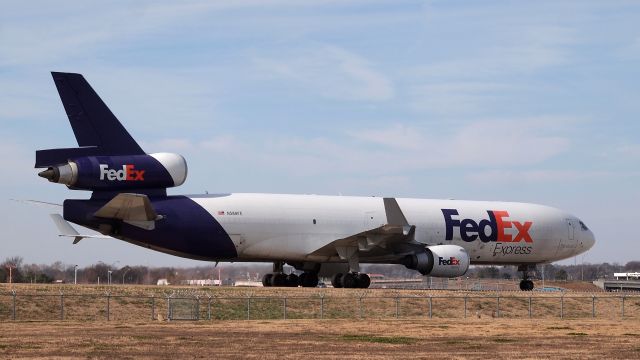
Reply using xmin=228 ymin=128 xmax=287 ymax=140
xmin=253 ymin=45 xmax=394 ymax=101
xmin=408 ymin=82 xmax=512 ymax=115
xmin=465 ymin=169 xmax=618 ymax=185
xmin=411 ymin=25 xmax=577 ymax=80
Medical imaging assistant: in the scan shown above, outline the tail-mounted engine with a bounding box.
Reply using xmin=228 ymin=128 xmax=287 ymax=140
xmin=403 ymin=244 xmax=470 ymax=277
xmin=37 ymin=152 xmax=187 ymax=191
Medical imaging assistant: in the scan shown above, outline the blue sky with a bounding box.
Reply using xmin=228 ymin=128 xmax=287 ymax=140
xmin=1 ymin=1 xmax=639 ymax=267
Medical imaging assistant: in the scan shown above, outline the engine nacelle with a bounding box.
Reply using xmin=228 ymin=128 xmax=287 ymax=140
xmin=403 ymin=245 xmax=470 ymax=278
xmin=38 ymin=153 xmax=187 ymax=191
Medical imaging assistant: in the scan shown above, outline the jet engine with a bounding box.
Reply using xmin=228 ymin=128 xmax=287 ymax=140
xmin=38 ymin=152 xmax=187 ymax=191
xmin=403 ymin=244 xmax=470 ymax=277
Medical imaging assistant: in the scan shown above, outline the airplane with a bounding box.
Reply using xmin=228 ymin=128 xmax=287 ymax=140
xmin=36 ymin=72 xmax=595 ymax=291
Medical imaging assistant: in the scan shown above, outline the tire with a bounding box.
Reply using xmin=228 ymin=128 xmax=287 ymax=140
xmin=331 ymin=273 xmax=344 ymax=288
xmin=262 ymin=273 xmax=273 ymax=287
xmin=301 ymin=272 xmax=319 ymax=287
xmin=342 ymin=273 xmax=358 ymax=288
xmin=519 ymin=279 xmax=534 ymax=291
xmin=357 ymin=273 xmax=371 ymax=289
xmin=286 ymin=273 xmax=299 ymax=287
xmin=271 ymin=273 xmax=287 ymax=287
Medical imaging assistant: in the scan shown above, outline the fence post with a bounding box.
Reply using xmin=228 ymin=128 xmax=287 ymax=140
xmin=60 ymin=292 xmax=64 ymax=320
xmin=106 ymin=293 xmax=111 ymax=321
xmin=283 ymin=297 xmax=287 ymax=320
xmin=358 ymin=296 xmax=363 ymax=320
xmin=496 ymin=296 xmax=500 ymax=318
xmin=151 ymin=295 xmax=155 ymax=321
xmin=12 ymin=290 xmax=16 ymax=321
xmin=167 ymin=296 xmax=171 ymax=322
xmin=560 ymin=296 xmax=564 ymax=319
xmin=528 ymin=296 xmax=532 ymax=318
xmin=246 ymin=296 xmax=251 ymax=320
xmin=208 ymin=296 xmax=212 ymax=320
xmin=196 ymin=296 xmax=200 ymax=321
xmin=464 ymin=296 xmax=467 ymax=318
xmin=395 ymin=297 xmax=399 ymax=319
xmin=592 ymin=296 xmax=595 ymax=318
xmin=428 ymin=296 xmax=432 ymax=319
xmin=320 ymin=295 xmax=324 ymax=319
xmin=621 ymin=295 xmax=625 ymax=318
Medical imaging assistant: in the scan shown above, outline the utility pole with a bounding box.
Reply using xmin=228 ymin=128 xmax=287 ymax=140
xmin=6 ymin=265 xmax=15 ymax=284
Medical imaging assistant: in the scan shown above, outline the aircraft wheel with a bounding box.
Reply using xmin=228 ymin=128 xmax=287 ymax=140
xmin=262 ymin=273 xmax=273 ymax=287
xmin=342 ymin=273 xmax=359 ymax=288
xmin=300 ymin=272 xmax=319 ymax=287
xmin=271 ymin=273 xmax=287 ymax=287
xmin=519 ymin=279 xmax=534 ymax=291
xmin=331 ymin=273 xmax=344 ymax=288
xmin=286 ymin=273 xmax=299 ymax=287
xmin=357 ymin=273 xmax=371 ymax=289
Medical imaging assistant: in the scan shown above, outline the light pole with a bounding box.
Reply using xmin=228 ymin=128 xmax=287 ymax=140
xmin=108 ymin=270 xmax=112 ymax=285
xmin=74 ymin=265 xmax=78 ymax=285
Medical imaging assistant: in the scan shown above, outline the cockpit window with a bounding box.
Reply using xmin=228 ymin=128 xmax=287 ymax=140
xmin=579 ymin=220 xmax=589 ymax=231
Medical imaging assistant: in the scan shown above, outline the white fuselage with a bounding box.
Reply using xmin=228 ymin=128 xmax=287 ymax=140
xmin=190 ymin=193 xmax=595 ymax=265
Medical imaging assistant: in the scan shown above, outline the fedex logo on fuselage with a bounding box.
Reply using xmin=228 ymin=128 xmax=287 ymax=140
xmin=442 ymin=209 xmax=533 ymax=243
xmin=99 ymin=164 xmax=145 ymax=181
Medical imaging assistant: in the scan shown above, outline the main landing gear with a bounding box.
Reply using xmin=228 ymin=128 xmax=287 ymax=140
xmin=518 ymin=264 xmax=535 ymax=291
xmin=261 ymin=272 xmax=319 ymax=287
xmin=262 ymin=261 xmax=319 ymax=287
xmin=331 ymin=272 xmax=371 ymax=289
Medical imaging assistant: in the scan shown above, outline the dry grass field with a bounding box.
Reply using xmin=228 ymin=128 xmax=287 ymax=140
xmin=1 ymin=284 xmax=639 ymax=358
xmin=1 ymin=318 xmax=640 ymax=359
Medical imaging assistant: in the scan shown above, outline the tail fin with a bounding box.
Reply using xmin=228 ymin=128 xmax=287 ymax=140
xmin=51 ymin=72 xmax=144 ymax=155
xmin=36 ymin=72 xmax=145 ymax=167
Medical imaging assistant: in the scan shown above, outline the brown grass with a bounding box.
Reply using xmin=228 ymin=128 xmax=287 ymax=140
xmin=1 ymin=319 xmax=639 ymax=359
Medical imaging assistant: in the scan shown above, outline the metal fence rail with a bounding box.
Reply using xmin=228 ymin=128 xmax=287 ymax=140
xmin=1 ymin=292 xmax=638 ymax=322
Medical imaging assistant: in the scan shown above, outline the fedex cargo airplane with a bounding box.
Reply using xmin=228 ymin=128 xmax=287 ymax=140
xmin=36 ymin=72 xmax=595 ymax=290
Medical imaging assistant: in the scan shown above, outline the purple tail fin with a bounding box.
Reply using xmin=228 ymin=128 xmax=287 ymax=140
xmin=36 ymin=72 xmax=145 ymax=167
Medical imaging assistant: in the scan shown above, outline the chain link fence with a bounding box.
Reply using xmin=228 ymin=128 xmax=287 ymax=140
xmin=1 ymin=290 xmax=639 ymax=321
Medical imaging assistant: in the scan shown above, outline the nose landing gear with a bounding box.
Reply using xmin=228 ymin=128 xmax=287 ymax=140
xmin=518 ymin=264 xmax=536 ymax=291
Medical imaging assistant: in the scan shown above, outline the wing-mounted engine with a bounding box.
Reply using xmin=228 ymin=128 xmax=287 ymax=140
xmin=37 ymin=152 xmax=187 ymax=191
xmin=403 ymin=244 xmax=470 ymax=277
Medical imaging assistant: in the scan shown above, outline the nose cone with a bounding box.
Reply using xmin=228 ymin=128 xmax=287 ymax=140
xmin=584 ymin=229 xmax=596 ymax=251
xmin=580 ymin=230 xmax=596 ymax=252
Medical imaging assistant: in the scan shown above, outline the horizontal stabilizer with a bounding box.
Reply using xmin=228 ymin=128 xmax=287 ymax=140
xmin=49 ymin=214 xmax=110 ymax=244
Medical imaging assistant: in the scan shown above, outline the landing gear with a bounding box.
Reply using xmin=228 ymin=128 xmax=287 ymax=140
xmin=518 ymin=265 xmax=536 ymax=291
xmin=299 ymin=272 xmax=319 ymax=287
xmin=330 ymin=272 xmax=371 ymax=288
xmin=262 ymin=262 xmax=319 ymax=287
xmin=519 ymin=279 xmax=534 ymax=291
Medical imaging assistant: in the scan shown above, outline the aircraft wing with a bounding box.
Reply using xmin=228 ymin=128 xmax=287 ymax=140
xmin=309 ymin=198 xmax=422 ymax=260
xmin=50 ymin=214 xmax=112 ymax=244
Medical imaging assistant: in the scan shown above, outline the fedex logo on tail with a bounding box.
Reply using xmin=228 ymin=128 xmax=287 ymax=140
xmin=442 ymin=209 xmax=533 ymax=243
xmin=99 ymin=164 xmax=145 ymax=181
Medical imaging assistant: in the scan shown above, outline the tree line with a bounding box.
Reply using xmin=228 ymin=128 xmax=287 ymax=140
xmin=1 ymin=256 xmax=638 ymax=284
